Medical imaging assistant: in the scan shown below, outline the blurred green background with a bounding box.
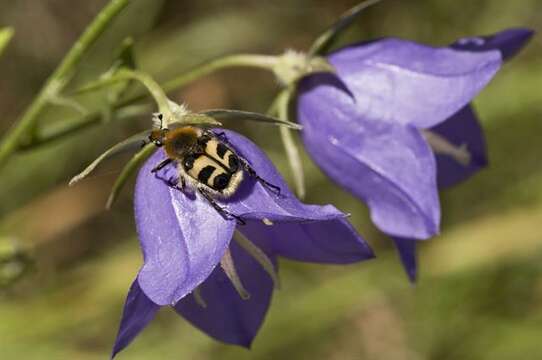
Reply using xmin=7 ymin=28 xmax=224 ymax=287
xmin=0 ymin=0 xmax=541 ymax=359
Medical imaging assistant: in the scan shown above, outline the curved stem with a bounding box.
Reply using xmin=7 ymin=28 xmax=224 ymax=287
xmin=17 ymin=53 xmax=279 ymax=151
xmin=0 ymin=0 xmax=131 ymax=170
xmin=161 ymin=54 xmax=278 ymax=94
xmin=114 ymin=69 xmax=173 ymax=119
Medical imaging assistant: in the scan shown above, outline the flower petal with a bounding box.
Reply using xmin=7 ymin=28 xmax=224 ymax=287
xmin=135 ymin=149 xmax=236 ymax=306
xmin=328 ymin=37 xmax=502 ymax=128
xmin=111 ymin=279 xmax=160 ymax=358
xmin=430 ymin=105 xmax=487 ymax=188
xmin=174 ymin=233 xmax=276 ymax=347
xmin=218 ymin=130 xmax=348 ymax=223
xmin=451 ymin=28 xmax=534 ymax=62
xmin=239 ymin=218 xmax=374 ymax=264
xmin=391 ymin=237 xmax=418 ymax=283
xmin=297 ymin=83 xmax=440 ymax=239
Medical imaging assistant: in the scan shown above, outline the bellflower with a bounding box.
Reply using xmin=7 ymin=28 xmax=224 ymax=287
xmin=297 ymin=28 xmax=533 ymax=281
xmin=391 ymin=28 xmax=534 ymax=281
xmin=111 ymin=130 xmax=374 ymax=357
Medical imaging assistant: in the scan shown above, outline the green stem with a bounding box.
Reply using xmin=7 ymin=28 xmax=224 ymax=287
xmin=161 ymin=54 xmax=277 ymax=94
xmin=113 ymin=69 xmax=174 ymax=120
xmin=17 ymin=104 xmax=150 ymax=151
xmin=17 ymin=53 xmax=278 ymax=151
xmin=0 ymin=0 xmax=131 ymax=170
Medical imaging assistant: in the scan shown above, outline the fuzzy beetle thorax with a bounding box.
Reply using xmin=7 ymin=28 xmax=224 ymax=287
xmin=163 ymin=126 xmax=203 ymax=158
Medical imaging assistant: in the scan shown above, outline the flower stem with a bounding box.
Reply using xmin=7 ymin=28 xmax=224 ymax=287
xmin=113 ymin=69 xmax=174 ymax=120
xmin=15 ymin=53 xmax=279 ymax=152
xmin=0 ymin=0 xmax=131 ymax=170
xmin=308 ymin=0 xmax=384 ymax=56
xmin=160 ymin=54 xmax=278 ymax=94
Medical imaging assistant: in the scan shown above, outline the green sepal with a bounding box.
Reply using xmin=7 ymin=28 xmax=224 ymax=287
xmin=200 ymin=109 xmax=301 ymax=130
xmin=309 ymin=0 xmax=384 ymax=56
xmin=178 ymin=113 xmax=222 ymax=127
xmin=69 ymin=129 xmax=151 ymax=186
xmin=270 ymin=89 xmax=306 ymax=199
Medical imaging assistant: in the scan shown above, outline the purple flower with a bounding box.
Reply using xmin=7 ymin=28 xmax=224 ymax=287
xmin=296 ymin=28 xmax=533 ymax=280
xmin=392 ymin=28 xmax=534 ymax=281
xmin=112 ymin=130 xmax=374 ymax=357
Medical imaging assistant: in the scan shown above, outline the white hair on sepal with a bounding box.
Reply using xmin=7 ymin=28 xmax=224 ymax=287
xmin=166 ymin=100 xmax=189 ymax=119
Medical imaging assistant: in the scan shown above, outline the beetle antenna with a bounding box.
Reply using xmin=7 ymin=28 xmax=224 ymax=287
xmin=152 ymin=113 xmax=165 ymax=130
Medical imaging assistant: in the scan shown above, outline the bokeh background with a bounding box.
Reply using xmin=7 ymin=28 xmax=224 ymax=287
xmin=1 ymin=0 xmax=541 ymax=359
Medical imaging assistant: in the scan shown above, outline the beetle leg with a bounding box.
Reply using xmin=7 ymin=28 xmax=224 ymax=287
xmin=166 ymin=175 xmax=186 ymax=192
xmin=151 ymin=158 xmax=173 ymax=173
xmin=239 ymin=158 xmax=281 ymax=196
xmin=198 ymin=186 xmax=246 ymax=225
xmin=205 ymin=130 xmax=229 ymax=143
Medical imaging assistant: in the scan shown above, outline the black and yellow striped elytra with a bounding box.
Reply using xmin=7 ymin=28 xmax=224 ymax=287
xmin=180 ymin=132 xmax=244 ymax=197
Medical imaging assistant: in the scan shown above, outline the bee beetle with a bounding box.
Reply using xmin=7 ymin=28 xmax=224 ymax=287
xmin=147 ymin=114 xmax=281 ymax=224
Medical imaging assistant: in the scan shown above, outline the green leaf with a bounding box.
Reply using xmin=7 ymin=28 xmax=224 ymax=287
xmin=69 ymin=129 xmax=151 ymax=186
xmin=115 ymin=37 xmax=137 ymax=70
xmin=308 ymin=0 xmax=384 ymax=56
xmin=200 ymin=109 xmax=302 ymax=130
xmin=72 ymin=36 xmax=137 ymax=95
xmin=0 ymin=27 xmax=14 ymax=58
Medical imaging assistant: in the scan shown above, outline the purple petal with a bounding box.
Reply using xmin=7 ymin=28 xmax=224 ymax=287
xmin=135 ymin=149 xmax=236 ymax=306
xmin=297 ymin=83 xmax=440 ymax=239
xmin=239 ymin=218 xmax=374 ymax=264
xmin=174 ymin=233 xmax=276 ymax=347
xmin=430 ymin=105 xmax=488 ymax=188
xmin=451 ymin=28 xmax=534 ymax=62
xmin=218 ymin=130 xmax=350 ymax=223
xmin=111 ymin=280 xmax=160 ymax=358
xmin=391 ymin=238 xmax=417 ymax=283
xmin=328 ymin=37 xmax=502 ymax=128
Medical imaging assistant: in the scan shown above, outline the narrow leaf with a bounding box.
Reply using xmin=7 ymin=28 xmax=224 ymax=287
xmin=0 ymin=28 xmax=14 ymax=57
xmin=201 ymin=109 xmax=302 ymax=130
xmin=73 ymin=37 xmax=137 ymax=95
xmin=69 ymin=130 xmax=151 ymax=186
xmin=106 ymin=143 xmax=156 ymax=209
xmin=116 ymin=37 xmax=137 ymax=70
xmin=309 ymin=0 xmax=384 ymax=56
